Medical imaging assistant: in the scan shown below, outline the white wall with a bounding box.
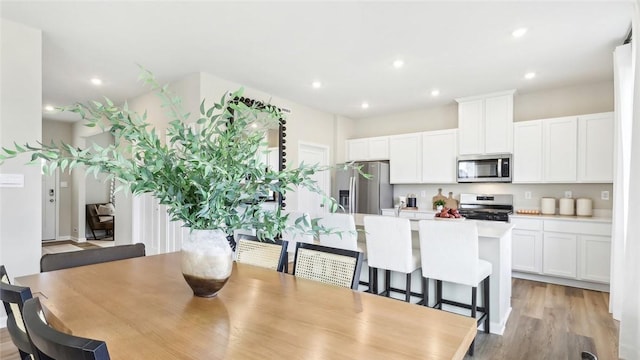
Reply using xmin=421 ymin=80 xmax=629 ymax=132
xmin=0 ymin=20 xmax=43 ymax=281
xmin=350 ymin=81 xmax=614 ymax=138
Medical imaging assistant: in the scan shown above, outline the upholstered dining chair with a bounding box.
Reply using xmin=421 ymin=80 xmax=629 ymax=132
xmin=40 ymin=243 xmax=146 ymax=272
xmin=363 ymin=216 xmax=421 ymax=302
xmin=418 ymin=220 xmax=491 ymax=356
xmin=317 ymin=213 xmax=359 ymax=251
xmin=1 ymin=268 xmax=40 ymax=360
xmin=23 ymin=297 xmax=111 ymax=360
xmin=235 ymin=234 xmax=288 ymax=272
xmin=293 ymin=242 xmax=363 ymax=290
xmin=279 ymin=211 xmax=314 ymax=272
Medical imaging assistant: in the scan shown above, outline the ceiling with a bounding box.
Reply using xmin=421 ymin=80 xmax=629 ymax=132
xmin=1 ymin=1 xmax=633 ymax=122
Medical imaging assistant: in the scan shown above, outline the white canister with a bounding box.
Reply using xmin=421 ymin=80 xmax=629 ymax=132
xmin=540 ymin=197 xmax=556 ymax=215
xmin=576 ymin=198 xmax=593 ymax=217
xmin=559 ymin=198 xmax=575 ymax=216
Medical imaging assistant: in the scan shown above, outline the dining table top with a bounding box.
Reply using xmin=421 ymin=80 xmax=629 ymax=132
xmin=16 ymin=252 xmax=476 ymax=359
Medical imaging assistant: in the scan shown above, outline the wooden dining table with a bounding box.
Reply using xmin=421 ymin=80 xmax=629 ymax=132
xmin=16 ymin=252 xmax=476 ymax=359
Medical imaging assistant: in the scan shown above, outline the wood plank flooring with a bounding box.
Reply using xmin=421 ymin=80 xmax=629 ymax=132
xmin=0 ymin=279 xmax=618 ymax=360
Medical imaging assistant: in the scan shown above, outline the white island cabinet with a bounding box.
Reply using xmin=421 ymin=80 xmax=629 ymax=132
xmin=355 ymin=213 xmax=513 ymax=335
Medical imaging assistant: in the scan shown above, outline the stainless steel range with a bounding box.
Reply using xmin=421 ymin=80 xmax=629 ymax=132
xmin=458 ymin=193 xmax=513 ymax=222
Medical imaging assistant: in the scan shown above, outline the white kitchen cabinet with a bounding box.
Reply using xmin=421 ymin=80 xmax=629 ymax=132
xmin=513 ymin=120 xmax=543 ymax=183
xmin=543 ymin=232 xmax=578 ymax=279
xmin=456 ymin=90 xmax=514 ymax=155
xmin=389 ymin=133 xmax=422 ymax=184
xmin=579 ymin=235 xmax=611 ymax=283
xmin=422 ymin=129 xmax=458 ymax=183
xmin=512 ymin=229 xmax=543 ymax=273
xmin=578 ymin=112 xmax=614 ymax=182
xmin=543 ymin=116 xmax=577 ymax=182
xmin=346 ymin=139 xmax=368 ymax=161
xmin=346 ymin=136 xmax=389 ymax=161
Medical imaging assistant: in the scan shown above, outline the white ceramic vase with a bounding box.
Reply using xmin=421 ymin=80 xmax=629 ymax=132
xmin=181 ymin=229 xmax=233 ymax=297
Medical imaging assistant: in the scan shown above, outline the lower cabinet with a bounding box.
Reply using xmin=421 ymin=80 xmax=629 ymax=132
xmin=542 ymin=232 xmax=578 ymax=278
xmin=511 ymin=218 xmax=611 ymax=285
xmin=512 ymin=229 xmax=543 ymax=273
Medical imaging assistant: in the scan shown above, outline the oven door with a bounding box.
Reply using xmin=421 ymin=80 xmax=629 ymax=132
xmin=457 ymin=155 xmax=511 ymax=183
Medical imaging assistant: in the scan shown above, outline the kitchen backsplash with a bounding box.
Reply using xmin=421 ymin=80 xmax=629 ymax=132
xmin=393 ymin=183 xmax=614 ymax=211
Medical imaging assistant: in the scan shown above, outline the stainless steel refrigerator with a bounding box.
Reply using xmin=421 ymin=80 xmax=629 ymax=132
xmin=333 ymin=161 xmax=393 ymax=215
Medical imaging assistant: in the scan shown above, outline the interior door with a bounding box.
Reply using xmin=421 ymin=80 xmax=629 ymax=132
xmin=42 ymin=171 xmax=57 ymax=240
xmin=297 ymin=143 xmax=330 ymax=217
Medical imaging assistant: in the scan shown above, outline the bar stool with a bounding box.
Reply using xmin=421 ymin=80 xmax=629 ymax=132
xmin=418 ymin=219 xmax=491 ymax=356
xmin=363 ymin=215 xmax=421 ymax=302
xmin=317 ymin=213 xmax=371 ymax=291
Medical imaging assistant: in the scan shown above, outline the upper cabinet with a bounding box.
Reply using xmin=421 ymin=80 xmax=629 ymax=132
xmin=544 ymin=116 xmax=578 ymax=182
xmin=578 ymin=113 xmax=614 ymax=182
xmin=422 ymin=129 xmax=458 ymax=183
xmin=456 ymin=90 xmax=515 ymax=155
xmin=346 ymin=136 xmax=389 ymax=161
xmin=513 ymin=112 xmax=613 ymax=183
xmin=389 ymin=133 xmax=422 ymax=184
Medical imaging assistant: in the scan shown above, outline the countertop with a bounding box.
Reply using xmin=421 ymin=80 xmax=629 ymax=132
xmin=381 ymin=208 xmax=612 ymax=224
xmin=355 ymin=213 xmax=514 ymax=239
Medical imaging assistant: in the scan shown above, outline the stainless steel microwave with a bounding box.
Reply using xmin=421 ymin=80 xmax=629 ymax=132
xmin=457 ymin=154 xmax=512 ymax=183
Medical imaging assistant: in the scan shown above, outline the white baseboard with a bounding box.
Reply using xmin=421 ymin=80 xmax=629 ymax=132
xmin=56 ymin=235 xmax=71 ymax=241
xmin=512 ymin=272 xmax=610 ymax=292
xmin=71 ymin=236 xmax=87 ymax=243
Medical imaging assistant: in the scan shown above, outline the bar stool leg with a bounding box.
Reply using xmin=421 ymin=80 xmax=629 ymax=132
xmin=385 ymin=270 xmax=391 ymax=297
xmin=436 ymin=280 xmax=443 ymax=309
xmin=484 ymin=276 xmax=490 ymax=334
xmin=405 ymin=273 xmax=411 ymax=302
xmin=422 ymin=277 xmax=429 ymax=306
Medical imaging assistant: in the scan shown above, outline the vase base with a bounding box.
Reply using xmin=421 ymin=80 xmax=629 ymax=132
xmin=182 ymin=274 xmax=230 ymax=298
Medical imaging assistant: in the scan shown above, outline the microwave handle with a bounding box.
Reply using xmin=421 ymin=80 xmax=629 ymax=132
xmin=497 ymin=158 xmax=502 ymax=178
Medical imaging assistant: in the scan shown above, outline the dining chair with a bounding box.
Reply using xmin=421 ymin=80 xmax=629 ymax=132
xmin=418 ymin=220 xmax=491 ymax=356
xmin=1 ymin=270 xmax=40 ymax=360
xmin=279 ymin=211 xmax=314 ymax=272
xmin=235 ymin=234 xmax=288 ymax=272
xmin=363 ymin=216 xmax=421 ymax=302
xmin=23 ymin=297 xmax=111 ymax=360
xmin=293 ymin=242 xmax=363 ymax=290
xmin=40 ymin=243 xmax=146 ymax=272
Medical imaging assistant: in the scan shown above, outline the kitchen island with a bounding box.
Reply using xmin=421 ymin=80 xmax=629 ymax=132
xmin=354 ymin=213 xmax=513 ymax=335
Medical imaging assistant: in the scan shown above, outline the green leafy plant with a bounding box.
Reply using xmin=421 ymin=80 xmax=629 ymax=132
xmin=0 ymin=68 xmax=362 ymax=240
xmin=433 ymin=199 xmax=447 ymax=207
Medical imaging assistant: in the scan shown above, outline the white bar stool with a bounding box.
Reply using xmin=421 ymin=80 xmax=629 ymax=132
xmin=418 ymin=220 xmax=491 ymax=356
xmin=364 ymin=215 xmax=421 ymax=302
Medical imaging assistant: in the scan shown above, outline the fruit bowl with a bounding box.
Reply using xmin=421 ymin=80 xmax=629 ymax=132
xmin=434 ymin=207 xmax=465 ymax=220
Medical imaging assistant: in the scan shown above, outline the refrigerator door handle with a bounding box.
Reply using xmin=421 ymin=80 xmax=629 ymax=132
xmin=349 ymin=176 xmax=355 ymax=214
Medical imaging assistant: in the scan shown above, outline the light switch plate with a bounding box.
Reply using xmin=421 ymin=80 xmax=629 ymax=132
xmin=524 ymin=191 xmax=532 ymax=200
xmin=564 ymin=191 xmax=572 ymax=198
xmin=601 ymin=191 xmax=610 ymax=200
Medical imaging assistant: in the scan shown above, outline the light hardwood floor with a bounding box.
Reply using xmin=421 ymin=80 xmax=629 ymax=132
xmin=1 ymin=278 xmax=618 ymax=360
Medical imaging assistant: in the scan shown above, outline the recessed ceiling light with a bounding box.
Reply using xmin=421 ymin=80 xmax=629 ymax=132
xmin=312 ymin=81 xmax=322 ymax=89
xmin=90 ymin=77 xmax=103 ymax=86
xmin=524 ymin=72 xmax=536 ymax=79
xmin=44 ymin=105 xmax=55 ymax=111
xmin=512 ymin=28 xmax=528 ymax=38
xmin=361 ymin=102 xmax=369 ymax=109
xmin=431 ymin=89 xmax=440 ymax=97
xmin=393 ymin=59 xmax=404 ymax=69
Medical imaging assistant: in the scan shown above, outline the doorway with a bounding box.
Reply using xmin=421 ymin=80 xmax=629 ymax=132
xmin=42 ymin=170 xmax=58 ymax=241
xmin=297 ymin=142 xmax=330 ymax=217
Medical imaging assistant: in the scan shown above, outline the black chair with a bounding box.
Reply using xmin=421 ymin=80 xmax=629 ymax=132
xmin=235 ymin=234 xmax=288 ymax=272
xmin=1 ymin=270 xmax=40 ymax=360
xmin=40 ymin=243 xmax=146 ymax=272
xmin=23 ymin=297 xmax=110 ymax=360
xmin=293 ymin=242 xmax=364 ymax=290
xmin=581 ymin=351 xmax=598 ymax=360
